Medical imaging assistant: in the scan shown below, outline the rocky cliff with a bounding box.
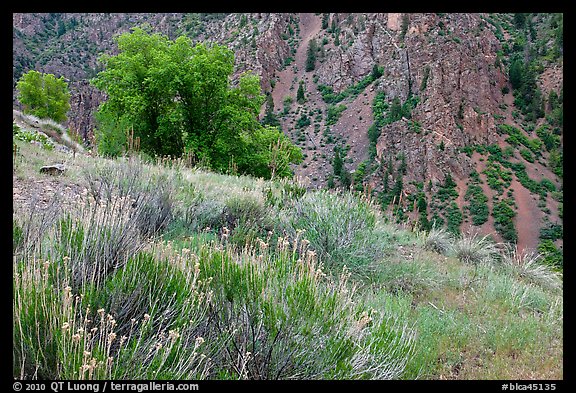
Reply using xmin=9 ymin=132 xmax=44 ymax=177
xmin=12 ymin=12 xmax=563 ymax=254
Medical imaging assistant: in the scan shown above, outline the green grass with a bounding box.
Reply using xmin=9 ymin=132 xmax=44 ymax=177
xmin=13 ymin=143 xmax=563 ymax=380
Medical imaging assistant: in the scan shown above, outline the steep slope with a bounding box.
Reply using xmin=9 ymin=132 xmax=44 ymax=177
xmin=12 ymin=12 xmax=563 ymax=254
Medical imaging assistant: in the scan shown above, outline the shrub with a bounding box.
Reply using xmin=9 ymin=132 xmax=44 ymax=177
xmin=492 ymin=199 xmax=517 ymax=243
xmin=446 ymin=202 xmax=463 ymax=235
xmin=296 ymin=114 xmax=311 ymax=128
xmin=13 ymin=123 xmax=55 ymax=150
xmin=537 ymin=240 xmax=563 ymax=269
xmin=326 ymin=104 xmax=347 ymax=126
xmin=83 ymin=158 xmax=174 ymax=239
xmin=195 ymin=239 xmax=416 ymax=379
xmin=16 ymin=70 xmax=71 ymax=123
xmin=224 ymin=193 xmax=268 ymax=228
xmin=422 ymin=226 xmax=454 ymax=255
xmin=451 ymin=232 xmax=498 ymax=265
xmin=14 ymin=247 xmax=212 ymax=379
xmin=278 ymin=190 xmax=387 ymax=276
xmin=500 ymin=245 xmax=562 ymax=291
xmin=539 ymin=222 xmax=562 ymax=241
xmin=465 ymin=184 xmax=489 ymax=226
xmin=519 ymin=148 xmax=534 ymax=163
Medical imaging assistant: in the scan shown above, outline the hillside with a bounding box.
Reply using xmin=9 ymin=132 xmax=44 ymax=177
xmin=12 ymin=120 xmax=563 ymax=379
xmin=12 ymin=12 xmax=563 ymax=256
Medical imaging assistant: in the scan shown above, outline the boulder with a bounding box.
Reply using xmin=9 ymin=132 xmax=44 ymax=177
xmin=40 ymin=164 xmax=65 ymax=176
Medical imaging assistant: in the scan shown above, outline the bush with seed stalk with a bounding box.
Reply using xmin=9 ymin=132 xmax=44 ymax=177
xmin=278 ymin=190 xmax=389 ymax=276
xmin=500 ymin=245 xmax=562 ymax=291
xmin=422 ymin=226 xmax=454 ymax=255
xmin=451 ymin=232 xmax=499 ymax=265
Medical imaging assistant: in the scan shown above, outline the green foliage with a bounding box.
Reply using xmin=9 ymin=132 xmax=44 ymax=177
xmin=325 ymin=104 xmax=347 ymax=126
xmin=401 ymin=95 xmax=420 ymax=120
xmin=492 ymin=199 xmax=517 ymax=243
xmin=91 ymin=27 xmax=300 ymax=179
xmin=540 ymin=178 xmax=556 ymax=193
xmin=245 ymin=125 xmax=304 ymax=179
xmin=535 ymin=125 xmax=560 ymax=152
xmin=94 ymin=111 xmax=129 ymax=158
xmin=282 ymin=95 xmax=293 ymax=115
xmin=388 ymin=97 xmax=403 ymax=123
xmin=509 ymin=56 xmax=524 ymax=90
xmin=332 ymin=146 xmax=351 ymax=188
xmin=409 ymin=120 xmax=422 ymax=134
xmin=548 ymin=149 xmax=563 ymax=178
xmin=498 ymin=124 xmax=541 ymax=153
xmin=352 ymin=161 xmax=368 ymax=191
xmin=452 ymin=232 xmax=498 ymax=265
xmin=296 ymin=114 xmax=311 ymax=129
xmin=321 ymin=13 xmax=329 ymax=29
xmin=296 ymin=80 xmax=306 ymax=104
xmin=446 ymin=201 xmax=462 ymax=235
xmin=13 ymin=122 xmax=54 ymax=150
xmin=279 ymin=190 xmax=384 ymax=276
xmin=416 ymin=193 xmax=430 ymax=231
xmin=13 ymin=220 xmax=23 ymax=252
xmin=465 ymin=184 xmax=489 ymax=226
xmin=436 ymin=173 xmax=459 ymax=202
xmin=537 ymin=240 xmax=563 ymax=268
xmin=16 ymin=70 xmax=71 ymax=123
xmin=506 ymin=162 xmax=543 ymax=196
xmin=261 ymin=94 xmax=281 ymax=129
xmin=539 ymin=222 xmax=562 ymax=241
xmin=519 ymin=148 xmax=534 ymax=163
xmin=509 ymin=55 xmax=545 ymax=121
xmin=372 ymin=91 xmax=388 ymax=126
xmin=546 ymin=88 xmax=563 ymax=127
xmin=371 ymin=63 xmax=384 ymax=80
xmin=482 ymin=161 xmax=512 ymax=193
xmin=318 ymin=71 xmax=382 ymax=105
xmin=513 ymin=13 xmax=527 ymax=29
xmin=305 ymin=38 xmax=317 ymax=72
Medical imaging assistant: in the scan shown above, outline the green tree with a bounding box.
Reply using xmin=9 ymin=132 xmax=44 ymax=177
xmin=305 ymin=39 xmax=318 ymax=72
xmin=92 ymin=27 xmax=301 ymax=178
xmin=513 ymin=13 xmax=527 ymax=29
xmin=261 ymin=93 xmax=280 ymax=128
xmin=297 ymin=80 xmax=306 ymax=104
xmin=509 ymin=56 xmax=524 ymax=90
xmin=417 ymin=193 xmax=430 ymax=231
xmin=16 ymin=70 xmax=71 ymax=123
xmin=322 ymin=13 xmax=329 ymax=29
xmin=371 ymin=63 xmax=383 ymax=80
xmin=333 ymin=147 xmax=343 ymax=177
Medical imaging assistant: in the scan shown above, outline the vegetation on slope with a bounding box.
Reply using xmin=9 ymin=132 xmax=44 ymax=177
xmin=13 ymin=137 xmax=563 ymax=380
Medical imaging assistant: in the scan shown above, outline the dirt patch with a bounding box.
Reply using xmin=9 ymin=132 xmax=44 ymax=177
xmin=510 ymin=177 xmax=542 ymax=252
xmin=387 ymin=13 xmax=402 ymax=31
xmin=331 ymin=87 xmax=375 ymax=168
xmin=13 ymin=174 xmax=87 ymax=215
xmin=271 ymin=13 xmax=322 ymax=112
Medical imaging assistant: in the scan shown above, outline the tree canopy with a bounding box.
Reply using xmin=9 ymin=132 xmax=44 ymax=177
xmin=16 ymin=70 xmax=71 ymax=123
xmin=91 ymin=27 xmax=301 ymax=179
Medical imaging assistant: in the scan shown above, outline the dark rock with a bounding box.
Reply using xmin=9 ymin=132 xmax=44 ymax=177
xmin=40 ymin=164 xmax=65 ymax=176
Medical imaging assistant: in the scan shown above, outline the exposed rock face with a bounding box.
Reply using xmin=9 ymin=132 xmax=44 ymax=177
xmin=309 ymin=13 xmax=507 ymax=187
xmin=68 ymin=81 xmax=106 ymax=145
xmin=12 ymin=12 xmax=563 ymax=251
